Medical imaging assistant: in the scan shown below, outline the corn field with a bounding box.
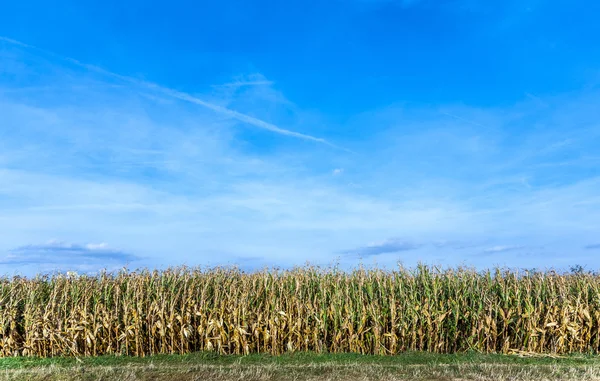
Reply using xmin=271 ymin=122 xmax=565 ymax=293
xmin=1 ymin=265 xmax=600 ymax=357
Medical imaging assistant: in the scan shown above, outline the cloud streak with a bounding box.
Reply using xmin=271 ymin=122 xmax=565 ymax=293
xmin=345 ymin=238 xmax=420 ymax=257
xmin=0 ymin=36 xmax=341 ymax=149
xmin=482 ymin=245 xmax=524 ymax=254
xmin=0 ymin=240 xmax=140 ymax=274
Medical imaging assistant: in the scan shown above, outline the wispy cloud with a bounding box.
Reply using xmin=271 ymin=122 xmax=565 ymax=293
xmin=439 ymin=110 xmax=488 ymax=129
xmin=345 ymin=238 xmax=420 ymax=257
xmin=433 ymin=240 xmax=481 ymax=250
xmin=0 ymin=36 xmax=339 ymax=148
xmin=0 ymin=240 xmax=139 ymax=274
xmin=0 ymin=36 xmax=29 ymax=47
xmin=220 ymin=80 xmax=274 ymax=87
xmin=213 ymin=74 xmax=275 ymax=89
xmin=585 ymin=244 xmax=600 ymax=250
xmin=482 ymin=245 xmax=524 ymax=254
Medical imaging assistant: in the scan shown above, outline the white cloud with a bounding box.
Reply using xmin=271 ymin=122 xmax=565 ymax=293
xmin=0 ymin=240 xmax=139 ymax=275
xmin=213 ymin=73 xmax=275 ymax=89
xmin=482 ymin=245 xmax=524 ymax=254
xmin=344 ymin=238 xmax=420 ymax=257
xmin=85 ymin=243 xmax=109 ymax=250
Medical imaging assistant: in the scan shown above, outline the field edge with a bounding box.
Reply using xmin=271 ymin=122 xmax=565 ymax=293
xmin=2 ymin=351 xmax=600 ymax=381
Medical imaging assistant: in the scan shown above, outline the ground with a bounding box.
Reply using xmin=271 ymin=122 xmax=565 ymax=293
xmin=1 ymin=351 xmax=599 ymax=380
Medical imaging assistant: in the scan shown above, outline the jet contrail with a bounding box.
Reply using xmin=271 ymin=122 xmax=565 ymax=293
xmin=0 ymin=36 xmax=347 ymax=150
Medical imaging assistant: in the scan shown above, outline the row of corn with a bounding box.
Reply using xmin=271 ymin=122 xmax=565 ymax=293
xmin=1 ymin=265 xmax=599 ymax=357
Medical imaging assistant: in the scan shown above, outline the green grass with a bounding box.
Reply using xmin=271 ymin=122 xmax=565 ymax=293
xmin=1 ymin=351 xmax=598 ymax=369
xmin=1 ymin=351 xmax=600 ymax=380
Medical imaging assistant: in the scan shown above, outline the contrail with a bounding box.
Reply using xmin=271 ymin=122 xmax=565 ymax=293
xmin=0 ymin=36 xmax=30 ymax=47
xmin=0 ymin=36 xmax=346 ymax=149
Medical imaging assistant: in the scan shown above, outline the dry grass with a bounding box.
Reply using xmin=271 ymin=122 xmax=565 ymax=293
xmin=1 ymin=265 xmax=600 ymax=357
xmin=3 ymin=361 xmax=600 ymax=381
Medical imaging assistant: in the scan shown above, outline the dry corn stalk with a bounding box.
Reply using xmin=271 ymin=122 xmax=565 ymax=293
xmin=0 ymin=265 xmax=599 ymax=357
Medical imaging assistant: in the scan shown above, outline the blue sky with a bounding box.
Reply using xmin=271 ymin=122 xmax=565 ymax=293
xmin=1 ymin=0 xmax=600 ymax=275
